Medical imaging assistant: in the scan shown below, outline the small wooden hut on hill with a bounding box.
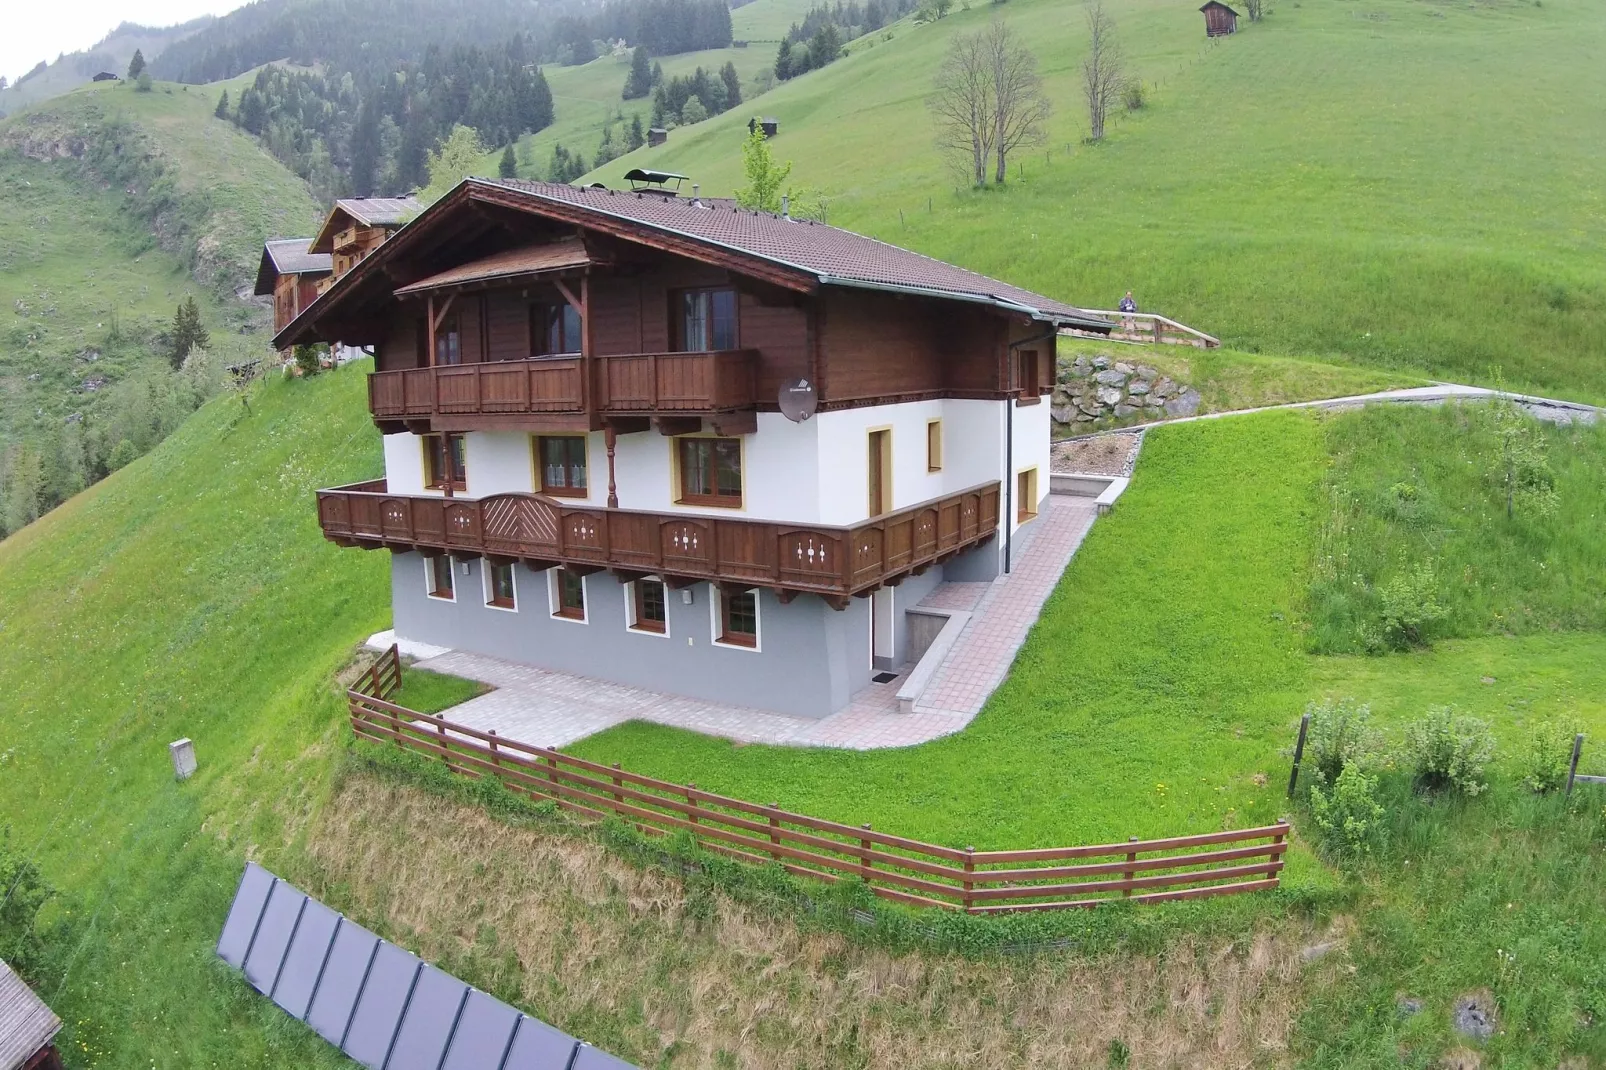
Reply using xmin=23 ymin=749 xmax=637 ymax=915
xmin=1200 ymin=0 xmax=1239 ymax=36
xmin=0 ymin=959 xmax=62 ymax=1070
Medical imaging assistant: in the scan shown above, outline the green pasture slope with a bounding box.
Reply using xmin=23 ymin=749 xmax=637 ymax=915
xmin=592 ymin=0 xmax=1606 ymax=402
xmin=2 ymin=358 xmax=1605 ymax=1063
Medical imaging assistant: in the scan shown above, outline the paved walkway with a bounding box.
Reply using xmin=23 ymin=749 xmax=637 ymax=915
xmin=410 ymin=497 xmax=1100 ymax=752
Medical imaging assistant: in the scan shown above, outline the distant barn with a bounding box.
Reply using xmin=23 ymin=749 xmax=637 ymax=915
xmin=648 ymin=127 xmax=668 ymax=147
xmin=747 ymin=117 xmax=780 ymax=138
xmin=91 ymin=71 xmax=119 ymax=82
xmin=1200 ymin=1 xmax=1238 ymax=36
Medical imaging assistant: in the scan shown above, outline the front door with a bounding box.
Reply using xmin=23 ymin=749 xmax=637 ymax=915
xmin=867 ymin=429 xmax=890 ymax=516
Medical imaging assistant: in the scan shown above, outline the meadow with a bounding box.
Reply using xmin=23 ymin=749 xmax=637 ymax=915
xmin=590 ymin=0 xmax=1606 ymax=402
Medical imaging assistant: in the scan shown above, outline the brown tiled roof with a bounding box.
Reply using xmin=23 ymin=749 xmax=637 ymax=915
xmin=310 ymin=196 xmax=423 ymax=253
xmin=486 ymin=179 xmax=1109 ymax=329
xmin=0 ymin=959 xmax=60 ymax=1070
xmin=395 ymin=237 xmax=590 ymax=295
xmin=253 ymin=239 xmax=331 ymax=295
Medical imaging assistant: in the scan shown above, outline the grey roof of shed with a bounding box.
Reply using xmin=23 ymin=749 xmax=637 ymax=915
xmin=486 ymin=179 xmax=1110 ymax=329
xmin=310 ymin=196 xmax=423 ymax=253
xmin=0 ymin=959 xmax=60 ymax=1070
xmin=253 ymin=239 xmax=332 ymax=295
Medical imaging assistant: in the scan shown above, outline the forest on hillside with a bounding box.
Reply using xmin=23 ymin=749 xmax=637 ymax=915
xmin=177 ymin=0 xmax=733 ymax=198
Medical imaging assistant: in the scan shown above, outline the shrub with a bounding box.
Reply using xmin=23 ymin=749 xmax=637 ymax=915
xmin=1308 ymin=761 xmax=1385 ymax=860
xmin=1520 ymin=717 xmax=1581 ymax=794
xmin=1365 ymin=564 xmax=1447 ymax=652
xmin=0 ymin=828 xmax=58 ymax=984
xmin=1123 ymin=79 xmax=1145 ymax=111
xmin=294 ymin=343 xmax=324 ymax=377
xmin=1303 ymin=697 xmax=1383 ymax=784
xmin=1404 ymin=707 xmax=1495 ymax=795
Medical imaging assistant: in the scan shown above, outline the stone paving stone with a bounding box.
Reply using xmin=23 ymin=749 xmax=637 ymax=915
xmin=413 ymin=496 xmax=1100 ymax=752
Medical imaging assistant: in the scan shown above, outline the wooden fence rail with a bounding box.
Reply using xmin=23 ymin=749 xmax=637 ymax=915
xmin=352 ymin=647 xmax=1287 ymax=913
xmin=1062 ymin=312 xmax=1221 ymax=349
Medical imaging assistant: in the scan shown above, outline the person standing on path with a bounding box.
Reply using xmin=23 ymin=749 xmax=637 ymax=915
xmin=1118 ymin=290 xmax=1137 ymax=331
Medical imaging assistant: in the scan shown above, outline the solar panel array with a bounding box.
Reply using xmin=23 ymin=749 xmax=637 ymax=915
xmin=217 ymin=863 xmax=636 ymax=1070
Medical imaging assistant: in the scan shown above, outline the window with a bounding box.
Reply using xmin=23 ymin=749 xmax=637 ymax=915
xmin=630 ymin=578 xmax=668 ymax=634
xmin=867 ymin=428 xmax=891 ymax=517
xmin=531 ymin=301 xmax=581 ymax=356
xmin=926 ymin=419 xmax=943 ymax=472
xmin=717 ymin=588 xmax=759 ymax=648
xmin=426 ymin=555 xmax=455 ymax=600
xmin=1014 ymin=348 xmax=1041 ymax=403
xmin=485 ymin=561 xmax=516 ymax=610
xmin=1017 ymin=468 xmax=1039 ymax=524
xmin=674 ymin=288 xmax=738 ymax=352
xmin=536 ymin=435 xmax=588 ymax=497
xmin=435 ymin=314 xmax=461 ymax=365
xmin=552 ymin=568 xmax=586 ymax=621
xmin=423 ymin=433 xmax=467 ymax=491
xmin=676 ymin=437 xmax=742 ymax=507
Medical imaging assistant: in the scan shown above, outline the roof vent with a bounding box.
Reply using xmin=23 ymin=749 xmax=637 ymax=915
xmin=692 ymin=183 xmax=702 ymax=207
xmin=782 ymin=195 xmax=790 ymax=221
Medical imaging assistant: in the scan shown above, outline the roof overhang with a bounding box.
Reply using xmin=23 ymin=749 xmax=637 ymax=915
xmin=394 ymin=237 xmax=593 ymax=298
xmin=254 ymin=242 xmax=332 ymax=296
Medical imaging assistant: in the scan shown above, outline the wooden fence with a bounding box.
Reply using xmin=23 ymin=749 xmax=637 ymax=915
xmin=1063 ymin=312 xmax=1221 ymax=349
xmin=352 ymin=647 xmax=1288 ymax=913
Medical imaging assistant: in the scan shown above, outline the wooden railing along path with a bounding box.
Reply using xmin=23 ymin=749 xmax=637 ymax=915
xmin=1063 ymin=312 xmax=1221 ymax=349
xmin=351 ymin=647 xmax=1288 ymax=914
xmin=318 ymin=480 xmax=1000 ymax=600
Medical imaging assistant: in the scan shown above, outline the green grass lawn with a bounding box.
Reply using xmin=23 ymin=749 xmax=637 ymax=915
xmin=590 ymin=0 xmax=1606 ymax=402
xmin=395 ymin=665 xmax=490 ymax=714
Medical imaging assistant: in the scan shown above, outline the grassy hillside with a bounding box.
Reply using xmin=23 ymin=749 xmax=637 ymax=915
xmin=590 ymin=0 xmax=1606 ymax=402
xmin=0 ymin=19 xmax=211 ymax=117
xmin=0 ymin=78 xmax=321 ymax=531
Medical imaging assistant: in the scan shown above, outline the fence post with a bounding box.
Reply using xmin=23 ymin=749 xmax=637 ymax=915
xmin=1268 ymin=823 xmax=1286 ymax=884
xmin=963 ymin=846 xmax=975 ymax=913
xmin=1287 ymin=712 xmax=1311 ymax=797
xmin=1123 ymin=836 xmax=1138 ymax=898
xmin=545 ymin=754 xmax=557 ymax=799
xmin=488 ymin=729 xmax=500 ymax=776
xmin=860 ymin=824 xmax=874 ymax=883
xmin=767 ymin=803 xmax=781 ymax=861
xmin=611 ymin=763 xmax=623 ymax=806
xmin=687 ymin=783 xmax=699 ymax=829
xmin=435 ymin=719 xmax=448 ymax=768
xmin=1567 ymin=733 xmax=1584 ymax=796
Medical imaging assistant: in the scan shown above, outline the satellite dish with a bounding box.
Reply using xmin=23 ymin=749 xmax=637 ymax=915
xmin=779 ymin=377 xmax=818 ymax=423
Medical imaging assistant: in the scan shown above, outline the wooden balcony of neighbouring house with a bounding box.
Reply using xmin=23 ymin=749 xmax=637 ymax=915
xmin=366 ymin=349 xmax=761 ymax=434
xmin=315 ymin=479 xmax=1001 ymax=602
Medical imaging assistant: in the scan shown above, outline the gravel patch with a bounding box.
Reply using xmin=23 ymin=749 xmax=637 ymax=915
xmin=1050 ymin=431 xmax=1143 ymax=476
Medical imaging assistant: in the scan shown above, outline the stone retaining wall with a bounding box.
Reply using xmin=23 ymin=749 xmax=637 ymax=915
xmin=1052 ymin=354 xmax=1201 ymax=432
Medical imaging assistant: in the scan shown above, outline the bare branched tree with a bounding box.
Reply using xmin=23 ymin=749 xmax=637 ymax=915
xmin=986 ymin=19 xmax=1050 ymax=183
xmin=928 ymin=29 xmax=995 ymax=187
xmin=930 ymin=19 xmax=1049 ymax=187
xmin=1243 ymin=0 xmax=1265 ymax=22
xmin=1082 ymin=0 xmax=1124 ymax=141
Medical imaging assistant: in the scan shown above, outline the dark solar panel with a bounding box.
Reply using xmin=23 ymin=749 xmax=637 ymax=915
xmin=383 ymin=964 xmax=467 ymax=1070
xmin=272 ymin=898 xmax=341 ymax=1019
xmin=216 ymin=863 xmax=275 ymax=967
xmin=243 ymin=880 xmax=307 ymax=994
xmin=439 ymin=991 xmax=521 ymax=1070
xmin=305 ymin=919 xmax=381 ymax=1048
xmin=342 ymin=942 xmax=421 ymax=1069
xmin=503 ymin=1015 xmax=580 ymax=1070
xmin=573 ymin=1044 xmax=640 ymax=1070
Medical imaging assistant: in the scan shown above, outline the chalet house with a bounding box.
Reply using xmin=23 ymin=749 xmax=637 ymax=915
xmin=309 ymin=196 xmax=422 ymax=294
xmin=255 ymin=239 xmax=333 ymax=338
xmin=282 ymin=177 xmax=1110 ymax=717
xmin=0 ymin=958 xmax=63 ymax=1070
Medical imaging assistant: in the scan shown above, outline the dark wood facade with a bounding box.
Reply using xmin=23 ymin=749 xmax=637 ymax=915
xmin=1201 ymin=1 xmax=1238 ymax=36
xmin=317 ymin=478 xmax=1001 ymax=602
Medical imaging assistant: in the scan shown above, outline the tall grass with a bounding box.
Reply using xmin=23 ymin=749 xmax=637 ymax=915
xmin=1307 ymin=403 xmax=1606 ymax=654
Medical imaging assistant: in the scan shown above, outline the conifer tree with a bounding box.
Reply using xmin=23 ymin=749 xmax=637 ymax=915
xmin=499 ymin=144 xmax=518 ymax=178
xmin=623 ymin=46 xmax=653 ymax=100
xmin=720 ymin=61 xmax=742 ymax=109
xmin=627 ymin=114 xmax=646 ymax=150
xmin=214 ymin=89 xmax=229 ymax=118
xmin=127 ymin=49 xmax=146 ymax=80
xmin=169 ymin=296 xmax=209 ymax=369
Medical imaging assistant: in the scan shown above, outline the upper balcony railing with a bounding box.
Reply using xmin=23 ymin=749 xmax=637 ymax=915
xmin=315 ymin=479 xmax=1000 ymax=600
xmin=367 ymin=350 xmax=759 ymax=426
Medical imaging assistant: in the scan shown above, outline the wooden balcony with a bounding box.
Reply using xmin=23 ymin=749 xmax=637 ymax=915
xmin=367 ymin=350 xmax=759 ymax=431
xmin=316 ymin=479 xmax=1000 ymax=602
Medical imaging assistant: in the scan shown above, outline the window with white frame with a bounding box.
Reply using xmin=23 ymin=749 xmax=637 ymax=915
xmin=425 ymin=555 xmax=455 ymax=600
xmin=711 ymin=586 xmax=759 ymax=650
xmin=549 ymin=567 xmax=587 ymax=622
xmin=625 ymin=577 xmax=669 ymax=636
xmin=484 ymin=560 xmax=517 ymax=610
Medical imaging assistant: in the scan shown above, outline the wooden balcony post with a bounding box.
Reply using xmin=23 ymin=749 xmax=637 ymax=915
xmin=605 ymin=425 xmax=619 ymax=509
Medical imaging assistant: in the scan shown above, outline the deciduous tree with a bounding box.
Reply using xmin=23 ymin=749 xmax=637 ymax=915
xmin=734 ymin=121 xmax=792 ymax=212
xmin=985 ymin=19 xmax=1049 ymax=183
xmin=1082 ymin=0 xmax=1123 ymax=141
xmin=928 ymin=26 xmax=996 ymax=186
xmin=420 ymin=124 xmax=486 ymax=203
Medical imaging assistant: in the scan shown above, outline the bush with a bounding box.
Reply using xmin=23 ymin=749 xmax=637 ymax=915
xmin=294 ymin=343 xmax=324 ymax=378
xmin=1308 ymin=761 xmax=1385 ymax=860
xmin=1303 ymin=697 xmax=1383 ymax=784
xmin=1365 ymin=564 xmax=1447 ymax=652
xmin=1123 ymin=79 xmax=1146 ymax=111
xmin=1520 ymin=717 xmax=1581 ymax=794
xmin=1404 ymin=707 xmax=1495 ymax=795
xmin=0 ymin=828 xmax=58 ymax=985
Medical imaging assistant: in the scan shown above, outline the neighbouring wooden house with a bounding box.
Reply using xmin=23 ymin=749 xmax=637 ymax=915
xmin=308 ymin=196 xmax=422 ymax=293
xmin=90 ymin=71 xmax=119 ymax=82
xmin=254 ymin=238 xmax=332 ymax=338
xmin=281 ymin=177 xmax=1111 ymax=718
xmin=746 ymin=117 xmax=780 ymax=138
xmin=647 ymin=127 xmax=668 ymax=147
xmin=0 ymin=959 xmax=63 ymax=1070
xmin=1200 ymin=0 xmax=1239 ymax=36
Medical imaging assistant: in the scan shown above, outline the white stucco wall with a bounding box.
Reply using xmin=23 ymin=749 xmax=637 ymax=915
xmin=382 ymin=433 xmax=428 ymax=495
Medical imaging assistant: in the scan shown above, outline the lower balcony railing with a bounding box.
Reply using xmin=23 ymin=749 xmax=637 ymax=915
xmin=315 ymin=480 xmax=1001 ymax=600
